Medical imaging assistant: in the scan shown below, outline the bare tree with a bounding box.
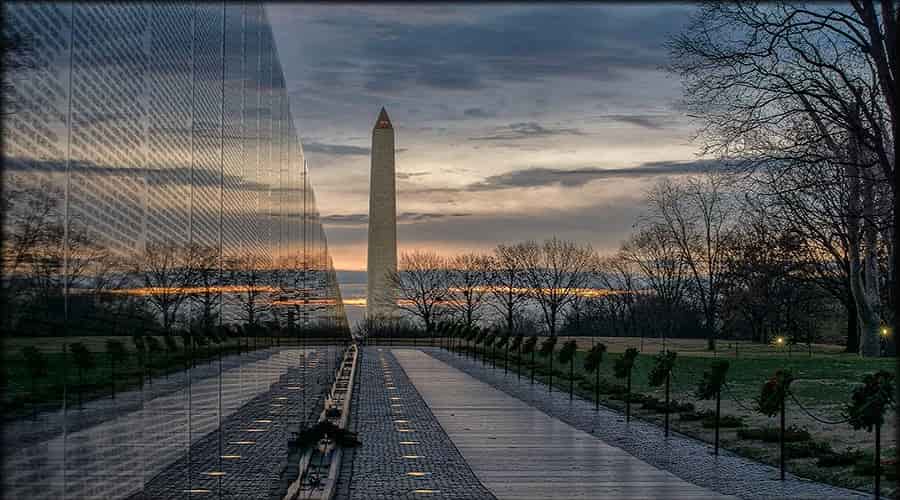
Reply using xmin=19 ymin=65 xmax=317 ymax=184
xmin=132 ymin=242 xmax=199 ymax=333
xmin=446 ymin=253 xmax=491 ymax=329
xmin=387 ymin=251 xmax=449 ymax=333
xmin=488 ymin=243 xmax=531 ymax=335
xmin=191 ymin=245 xmax=221 ymax=334
xmin=226 ymin=252 xmax=273 ymax=329
xmin=621 ymin=223 xmax=689 ymax=347
xmin=669 ymin=2 xmax=896 ymax=356
xmin=594 ymin=253 xmax=640 ymax=337
xmin=518 ymin=238 xmax=595 ymax=337
xmin=646 ymin=175 xmax=737 ymax=350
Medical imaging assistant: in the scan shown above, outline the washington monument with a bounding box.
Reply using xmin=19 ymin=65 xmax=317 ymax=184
xmin=367 ymin=107 xmax=397 ymax=319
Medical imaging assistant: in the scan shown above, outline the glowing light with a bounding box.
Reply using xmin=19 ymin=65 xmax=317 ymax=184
xmin=274 ymin=397 xmax=288 ymax=401
xmin=413 ymin=489 xmax=440 ymax=494
xmin=221 ymin=455 xmax=241 ymax=459
xmin=775 ymin=337 xmax=785 ymax=345
xmin=184 ymin=489 xmax=211 ymax=494
xmin=394 ymin=419 xmax=409 ymax=423
xmin=254 ymin=419 xmax=273 ymax=423
xmin=398 ymin=429 xmax=414 ymax=433
xmin=203 ymin=471 xmax=226 ymax=477
xmin=406 ymin=472 xmax=430 ymax=477
xmin=229 ymin=441 xmax=255 ymax=445
xmin=243 ymin=429 xmax=267 ymax=432
xmin=399 ymin=441 xmax=419 ymax=445
xmin=402 ymin=455 xmax=422 ymax=459
xmin=881 ymin=327 xmax=890 ymax=337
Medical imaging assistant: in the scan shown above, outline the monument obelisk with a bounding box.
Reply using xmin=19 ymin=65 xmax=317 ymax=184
xmin=366 ymin=107 xmax=397 ymax=319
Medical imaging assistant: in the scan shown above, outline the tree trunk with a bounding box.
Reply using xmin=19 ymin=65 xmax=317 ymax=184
xmin=845 ymin=299 xmax=859 ymax=353
xmin=847 ymin=114 xmax=882 ymax=358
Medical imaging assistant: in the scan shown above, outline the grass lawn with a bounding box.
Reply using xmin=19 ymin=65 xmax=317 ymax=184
xmin=453 ymin=336 xmax=897 ymax=496
xmin=2 ymin=335 xmax=342 ymax=419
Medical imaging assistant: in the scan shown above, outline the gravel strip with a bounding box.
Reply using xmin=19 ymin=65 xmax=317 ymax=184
xmin=425 ymin=348 xmax=872 ymax=500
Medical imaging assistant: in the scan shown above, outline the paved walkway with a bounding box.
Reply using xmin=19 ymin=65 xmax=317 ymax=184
xmin=394 ymin=349 xmax=729 ymax=500
xmin=422 ymin=348 xmax=872 ymax=500
xmin=136 ymin=347 xmax=340 ymax=500
xmin=336 ymin=347 xmax=495 ymax=499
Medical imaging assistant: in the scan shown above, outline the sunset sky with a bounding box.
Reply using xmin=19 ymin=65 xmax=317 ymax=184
xmin=267 ymin=3 xmax=710 ymax=273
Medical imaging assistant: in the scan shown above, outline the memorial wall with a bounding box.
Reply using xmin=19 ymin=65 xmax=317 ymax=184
xmin=2 ymin=3 xmax=347 ymax=497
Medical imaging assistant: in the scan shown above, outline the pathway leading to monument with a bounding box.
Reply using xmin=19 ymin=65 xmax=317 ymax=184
xmin=393 ymin=349 xmax=730 ymax=499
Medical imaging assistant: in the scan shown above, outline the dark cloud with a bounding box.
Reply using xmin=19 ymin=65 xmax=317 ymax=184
xmin=400 ymin=159 xmax=728 ymax=196
xmin=468 ymin=121 xmax=585 ymax=141
xmin=321 ymin=211 xmax=472 ymax=227
xmin=303 ymin=141 xmax=370 ymax=156
xmin=396 ymin=171 xmax=429 ymax=180
xmin=468 ymin=160 xmax=725 ymax=190
xmin=607 ymin=114 xmax=672 ymax=130
xmin=463 ymin=107 xmax=494 ymax=118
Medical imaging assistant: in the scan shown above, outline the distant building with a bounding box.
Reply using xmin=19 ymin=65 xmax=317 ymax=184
xmin=367 ymin=107 xmax=398 ymax=319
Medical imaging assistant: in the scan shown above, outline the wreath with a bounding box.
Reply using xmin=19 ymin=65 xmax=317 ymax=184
xmin=845 ymin=371 xmax=896 ymax=432
xmin=696 ymin=360 xmax=729 ymax=400
xmin=648 ymin=351 xmax=677 ymax=387
xmin=757 ymin=369 xmax=793 ymax=417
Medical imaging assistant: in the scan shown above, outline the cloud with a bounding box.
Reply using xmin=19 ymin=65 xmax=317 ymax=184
xmin=607 ymin=114 xmax=672 ymax=130
xmin=468 ymin=160 xmax=725 ymax=190
xmin=303 ymin=141 xmax=370 ymax=156
xmin=396 ymin=171 xmax=429 ymax=180
xmin=463 ymin=107 xmax=494 ymax=118
xmin=468 ymin=121 xmax=585 ymax=141
xmin=401 ymin=159 xmax=727 ymax=196
xmin=321 ymin=211 xmax=472 ymax=226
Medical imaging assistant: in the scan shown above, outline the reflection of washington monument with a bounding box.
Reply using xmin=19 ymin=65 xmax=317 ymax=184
xmin=367 ymin=107 xmax=397 ymax=318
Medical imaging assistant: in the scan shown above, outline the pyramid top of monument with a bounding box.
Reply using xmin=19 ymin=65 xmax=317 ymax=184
xmin=374 ymin=107 xmax=392 ymax=129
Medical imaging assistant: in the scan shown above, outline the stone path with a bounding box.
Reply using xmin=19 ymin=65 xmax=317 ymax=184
xmin=423 ymin=348 xmax=872 ymax=500
xmin=136 ymin=347 xmax=340 ymax=499
xmin=395 ymin=349 xmax=730 ymax=500
xmin=335 ymin=347 xmax=496 ymax=499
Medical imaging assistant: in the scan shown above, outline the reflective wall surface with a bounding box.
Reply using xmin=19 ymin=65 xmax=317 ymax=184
xmin=2 ymin=2 xmax=348 ymax=498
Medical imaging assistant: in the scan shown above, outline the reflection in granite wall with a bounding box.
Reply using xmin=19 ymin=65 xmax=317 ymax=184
xmin=2 ymin=3 xmax=348 ymax=498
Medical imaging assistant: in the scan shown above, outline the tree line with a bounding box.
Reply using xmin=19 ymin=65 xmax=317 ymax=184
xmin=1 ymin=175 xmax=348 ymax=338
xmin=362 ymin=171 xmax=893 ymax=358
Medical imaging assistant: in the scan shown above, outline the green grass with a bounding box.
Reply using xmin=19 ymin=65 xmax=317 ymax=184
xmin=2 ymin=335 xmax=344 ymax=418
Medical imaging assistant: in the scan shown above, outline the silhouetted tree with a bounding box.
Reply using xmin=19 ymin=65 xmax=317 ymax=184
xmin=105 ymin=340 xmax=126 ymax=399
xmin=447 ymin=253 xmax=491 ymax=329
xmin=387 ymin=251 xmax=449 ymax=334
xmin=69 ymin=342 xmax=95 ymax=409
xmin=523 ymin=335 xmax=538 ymax=384
xmin=488 ymin=244 xmax=530 ymax=334
xmin=21 ymin=345 xmax=48 ymax=417
xmin=518 ymin=238 xmax=595 ymax=337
